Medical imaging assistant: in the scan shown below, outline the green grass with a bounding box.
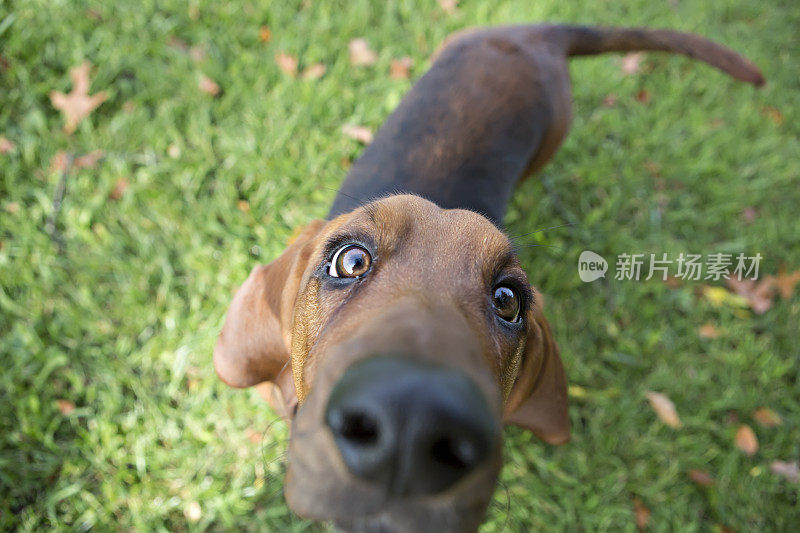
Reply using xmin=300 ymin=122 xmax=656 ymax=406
xmin=1 ymin=0 xmax=798 ymax=530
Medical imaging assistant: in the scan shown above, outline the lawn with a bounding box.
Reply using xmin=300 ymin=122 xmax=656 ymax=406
xmin=1 ymin=0 xmax=798 ymax=530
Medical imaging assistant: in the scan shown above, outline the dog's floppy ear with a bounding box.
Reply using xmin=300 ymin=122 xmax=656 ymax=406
xmin=503 ymin=297 xmax=570 ymax=444
xmin=214 ymin=220 xmax=328 ymax=403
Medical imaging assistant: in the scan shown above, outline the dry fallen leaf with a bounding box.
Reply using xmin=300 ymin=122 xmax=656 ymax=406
xmin=735 ymin=424 xmax=758 ymax=456
xmin=0 ymin=135 xmax=15 ymax=154
xmin=602 ymin=93 xmax=618 ymax=107
xmin=390 ymin=56 xmax=414 ymax=79
xmin=50 ymin=150 xmax=69 ymax=172
xmin=771 ymin=461 xmax=799 ymax=483
xmin=688 ymin=469 xmax=715 ymax=487
xmin=198 ymin=75 xmax=220 ymax=96
xmin=301 ymin=63 xmax=326 ymax=80
xmin=342 ymin=124 xmax=373 ymax=144
xmin=109 ymin=177 xmax=129 ymax=201
xmin=50 ymin=61 xmax=107 ymax=134
xmin=699 ymin=323 xmax=719 ymax=339
xmin=74 ymin=150 xmax=104 ymax=169
xmin=438 ymin=0 xmax=459 ymax=14
xmin=246 ymin=427 xmax=262 ymax=445
xmin=50 ymin=150 xmax=104 ymax=173
xmin=184 ymin=501 xmax=202 ymax=522
xmin=645 ymin=391 xmax=682 ymax=429
xmin=740 ymin=206 xmax=758 ymax=224
xmin=632 ymin=497 xmax=650 ymax=531
xmin=349 ymin=38 xmax=378 ymax=67
xmin=258 ymin=26 xmax=272 ymax=43
xmin=635 ymin=89 xmax=651 ymax=104
xmin=56 ymin=399 xmax=75 ymax=415
xmin=761 ymin=106 xmax=784 ymax=125
xmin=275 ymin=52 xmax=298 ymax=77
xmin=752 ymin=407 xmax=782 ymax=428
xmin=237 ymin=200 xmax=250 ymax=213
xmin=726 ymin=277 xmax=775 ymax=315
xmin=621 ymin=52 xmax=645 ymax=75
xmin=189 ymin=46 xmax=206 ymax=63
xmin=773 ymin=267 xmax=800 ymax=299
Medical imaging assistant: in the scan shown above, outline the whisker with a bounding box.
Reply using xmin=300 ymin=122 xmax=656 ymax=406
xmin=319 ymin=185 xmax=364 ymax=206
xmin=509 ymin=222 xmax=577 ymax=240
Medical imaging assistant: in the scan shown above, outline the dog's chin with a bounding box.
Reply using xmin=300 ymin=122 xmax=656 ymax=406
xmin=285 ymin=463 xmax=498 ymax=533
xmin=327 ymin=503 xmax=490 ymax=533
xmin=284 ymin=408 xmax=502 ymax=533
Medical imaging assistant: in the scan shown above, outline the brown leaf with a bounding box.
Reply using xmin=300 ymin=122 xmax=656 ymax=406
xmin=773 ymin=267 xmax=800 ymax=299
xmin=259 ymin=26 xmax=272 ymax=43
xmin=245 ymin=427 xmax=262 ymax=444
xmin=699 ymin=323 xmax=720 ymax=339
xmin=342 ymin=124 xmax=373 ymax=144
xmin=198 ymin=75 xmax=220 ymax=96
xmin=56 ymin=399 xmax=75 ymax=415
xmin=189 ymin=46 xmax=206 ymax=62
xmin=109 ymin=177 xmax=129 ymax=201
xmin=349 ymin=38 xmax=378 ymax=67
xmin=0 ymin=135 xmax=15 ymax=154
xmin=275 ymin=52 xmax=298 ymax=77
xmin=86 ymin=8 xmax=103 ymax=21
xmin=734 ymin=424 xmax=758 ymax=456
xmin=49 ymin=61 xmax=107 ymax=134
xmin=301 ymin=63 xmax=326 ymax=80
xmin=761 ymin=106 xmax=784 ymax=125
xmin=602 ymin=93 xmax=618 ymax=107
xmin=644 ymin=161 xmax=661 ymax=177
xmin=740 ymin=206 xmax=758 ymax=224
xmin=390 ymin=56 xmax=414 ymax=79
xmin=770 ymin=461 xmax=799 ymax=483
xmin=645 ymin=391 xmax=682 ymax=429
xmin=438 ymin=0 xmax=459 ymax=14
xmin=621 ymin=52 xmax=645 ymax=75
xmin=752 ymin=407 xmax=782 ymax=428
xmin=237 ymin=200 xmax=250 ymax=213
xmin=635 ymin=89 xmax=651 ymax=104
xmin=688 ymin=469 xmax=715 ymax=487
xmin=632 ymin=497 xmax=650 ymax=531
xmin=726 ymin=277 xmax=776 ymax=315
xmin=74 ymin=150 xmax=104 ymax=169
xmin=50 ymin=150 xmax=70 ymax=173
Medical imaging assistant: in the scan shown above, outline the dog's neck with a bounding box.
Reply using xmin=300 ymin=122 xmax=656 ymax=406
xmin=328 ymin=49 xmax=547 ymax=227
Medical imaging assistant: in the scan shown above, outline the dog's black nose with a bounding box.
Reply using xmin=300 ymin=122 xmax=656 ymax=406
xmin=325 ymin=356 xmax=499 ymax=496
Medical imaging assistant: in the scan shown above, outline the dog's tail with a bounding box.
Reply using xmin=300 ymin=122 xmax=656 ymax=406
xmin=547 ymin=25 xmax=765 ymax=86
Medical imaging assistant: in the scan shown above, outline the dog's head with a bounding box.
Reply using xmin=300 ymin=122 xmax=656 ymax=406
xmin=215 ymin=195 xmax=568 ymax=531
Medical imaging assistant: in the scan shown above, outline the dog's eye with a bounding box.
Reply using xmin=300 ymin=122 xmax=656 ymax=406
xmin=491 ymin=285 xmax=521 ymax=323
xmin=329 ymin=245 xmax=372 ymax=278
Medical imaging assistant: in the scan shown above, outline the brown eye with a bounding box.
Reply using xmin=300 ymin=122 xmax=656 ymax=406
xmin=329 ymin=245 xmax=372 ymax=278
xmin=491 ymin=285 xmax=521 ymax=322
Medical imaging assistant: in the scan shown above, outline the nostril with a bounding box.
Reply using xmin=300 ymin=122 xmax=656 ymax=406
xmin=431 ymin=435 xmax=479 ymax=470
xmin=338 ymin=410 xmax=380 ymax=446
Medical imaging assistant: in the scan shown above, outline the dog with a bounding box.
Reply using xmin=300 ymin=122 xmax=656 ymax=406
xmin=214 ymin=25 xmax=763 ymax=532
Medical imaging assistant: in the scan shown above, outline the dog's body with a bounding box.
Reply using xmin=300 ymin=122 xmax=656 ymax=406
xmin=215 ymin=25 xmax=763 ymax=532
xmin=330 ymin=25 xmax=763 ymax=224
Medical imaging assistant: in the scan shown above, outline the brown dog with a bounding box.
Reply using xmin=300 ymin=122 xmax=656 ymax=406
xmin=215 ymin=25 xmax=763 ymax=532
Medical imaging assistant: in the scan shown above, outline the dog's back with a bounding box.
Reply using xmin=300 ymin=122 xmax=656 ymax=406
xmin=329 ymin=25 xmax=764 ymax=225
